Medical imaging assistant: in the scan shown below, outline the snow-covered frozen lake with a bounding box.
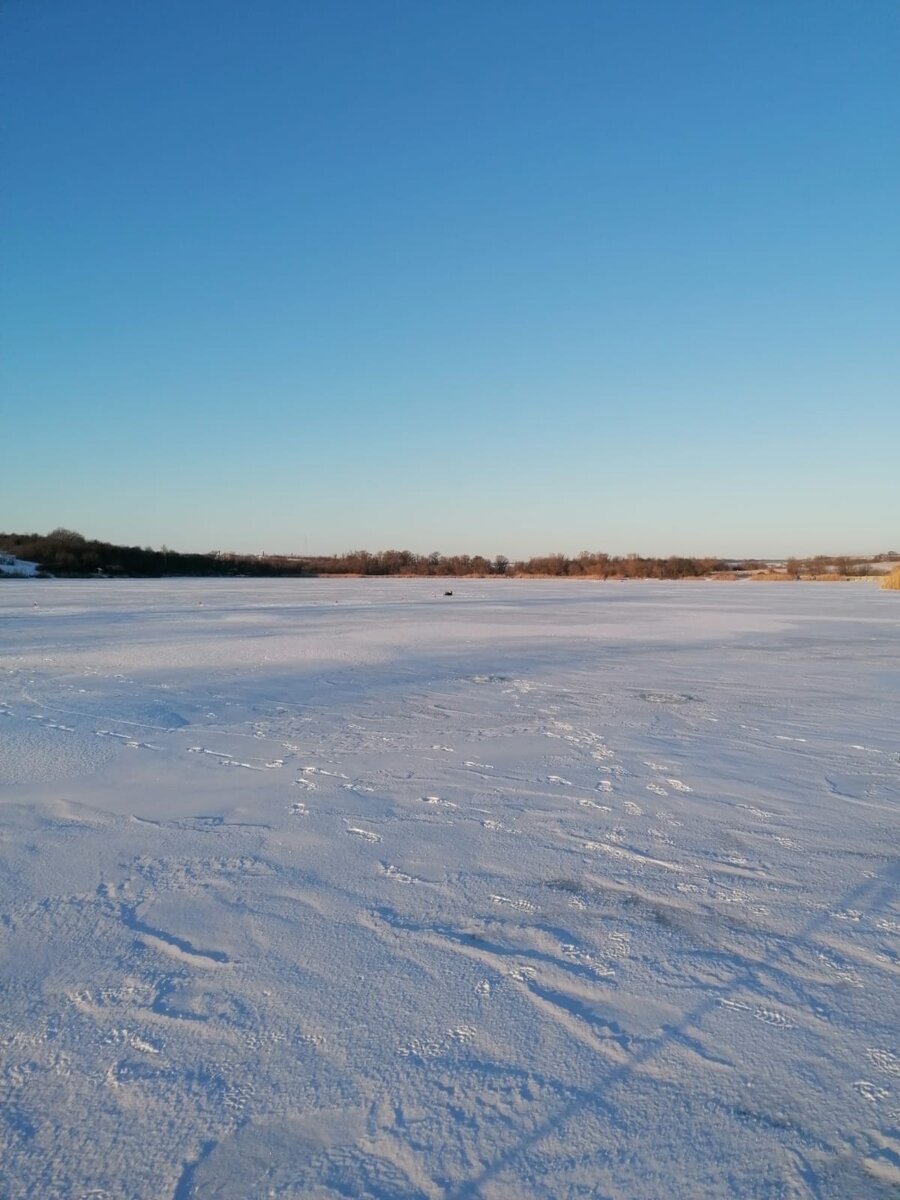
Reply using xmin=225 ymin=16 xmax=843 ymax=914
xmin=1 ymin=579 xmax=898 ymax=1198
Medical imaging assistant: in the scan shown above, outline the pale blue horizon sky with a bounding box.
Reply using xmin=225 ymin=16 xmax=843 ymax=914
xmin=2 ymin=0 xmax=898 ymax=558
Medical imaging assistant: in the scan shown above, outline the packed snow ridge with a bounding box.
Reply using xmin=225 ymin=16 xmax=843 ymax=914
xmin=1 ymin=578 xmax=898 ymax=1199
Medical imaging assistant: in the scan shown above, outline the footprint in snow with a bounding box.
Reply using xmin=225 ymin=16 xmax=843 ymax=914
xmin=419 ymin=795 xmax=457 ymax=808
xmin=867 ymin=1048 xmax=900 ymax=1077
xmin=398 ymin=1027 xmax=475 ymax=1060
xmin=98 ymin=730 xmax=158 ymax=750
xmin=490 ymin=894 xmax=535 ymax=912
xmin=852 ymin=1080 xmax=890 ymax=1104
xmin=380 ymin=863 xmax=415 ymax=883
xmin=647 ymin=827 xmax=673 ymax=844
xmin=753 ymin=1006 xmax=795 ymax=1029
xmin=346 ymin=827 xmax=381 ymax=843
xmin=578 ymin=798 xmax=611 ymax=812
xmin=666 ymin=779 xmax=693 ymax=793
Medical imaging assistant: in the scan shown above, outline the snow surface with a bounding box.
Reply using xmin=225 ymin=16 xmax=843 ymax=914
xmin=0 ymin=555 xmax=39 ymax=577
xmin=1 ymin=578 xmax=898 ymax=1199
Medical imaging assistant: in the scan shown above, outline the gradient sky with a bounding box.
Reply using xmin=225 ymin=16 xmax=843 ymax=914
xmin=3 ymin=0 xmax=898 ymax=558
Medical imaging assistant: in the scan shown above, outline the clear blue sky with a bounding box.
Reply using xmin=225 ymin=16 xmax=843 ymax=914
xmin=3 ymin=0 xmax=898 ymax=558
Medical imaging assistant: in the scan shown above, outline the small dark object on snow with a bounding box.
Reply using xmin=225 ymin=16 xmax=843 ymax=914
xmin=443 ymin=590 xmax=453 ymax=596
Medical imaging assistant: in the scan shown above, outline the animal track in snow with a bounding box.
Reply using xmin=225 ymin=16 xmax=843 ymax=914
xmin=297 ymin=1032 xmax=327 ymax=1048
xmin=223 ymin=1079 xmax=255 ymax=1116
xmin=867 ymin=1048 xmax=900 ymax=1076
xmin=737 ymin=803 xmax=777 ymax=820
xmin=578 ymin=798 xmax=611 ymax=812
xmin=99 ymin=1027 xmax=161 ymax=1056
xmin=853 ymin=1080 xmax=890 ymax=1103
xmin=380 ymin=863 xmax=415 ymax=884
xmin=346 ymin=826 xmax=381 ymax=843
xmin=490 ymin=894 xmax=536 ymax=913
xmin=817 ymin=952 xmax=863 ymax=987
xmin=464 ymin=760 xmax=493 ymax=770
xmin=753 ymin=1007 xmax=795 ymax=1029
xmin=451 ymin=1025 xmax=476 ymax=1042
xmin=585 ymin=839 xmax=685 ymax=872
xmin=343 ymin=781 xmax=376 ymax=794
xmin=289 ymin=801 xmax=309 ymax=816
xmin=596 ymin=779 xmax=613 ymax=792
xmin=666 ymin=779 xmax=692 ymax=793
xmin=419 ymin=795 xmax=457 ymax=809
xmin=187 ymin=745 xmax=263 ymax=770
xmin=560 ymin=943 xmax=615 ymax=977
xmin=97 ymin=730 xmax=160 ymax=750
xmin=606 ymin=931 xmax=631 ymax=957
xmin=646 ymin=784 xmax=668 ymax=797
xmin=398 ymin=1026 xmax=476 ymax=1059
xmin=547 ymin=775 xmax=572 ymax=786
xmin=33 ymin=717 xmax=75 ymax=732
xmin=719 ymin=998 xmax=751 ymax=1013
xmin=623 ymin=801 xmax=643 ymax=816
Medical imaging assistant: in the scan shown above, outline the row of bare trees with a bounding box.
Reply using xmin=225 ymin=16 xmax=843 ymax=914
xmin=4 ymin=530 xmax=897 ymax=580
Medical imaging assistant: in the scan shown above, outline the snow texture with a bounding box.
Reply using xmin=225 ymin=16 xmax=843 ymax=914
xmin=1 ymin=578 xmax=898 ymax=1199
xmin=0 ymin=555 xmax=39 ymax=578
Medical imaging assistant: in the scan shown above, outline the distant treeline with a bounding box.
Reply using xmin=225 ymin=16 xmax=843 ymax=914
xmin=0 ymin=530 xmax=291 ymax=578
xmin=1 ymin=530 xmax=897 ymax=580
xmin=329 ymin=550 xmax=728 ymax=578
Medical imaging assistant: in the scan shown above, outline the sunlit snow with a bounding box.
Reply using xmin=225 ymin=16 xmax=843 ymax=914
xmin=1 ymin=579 xmax=898 ymax=1198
